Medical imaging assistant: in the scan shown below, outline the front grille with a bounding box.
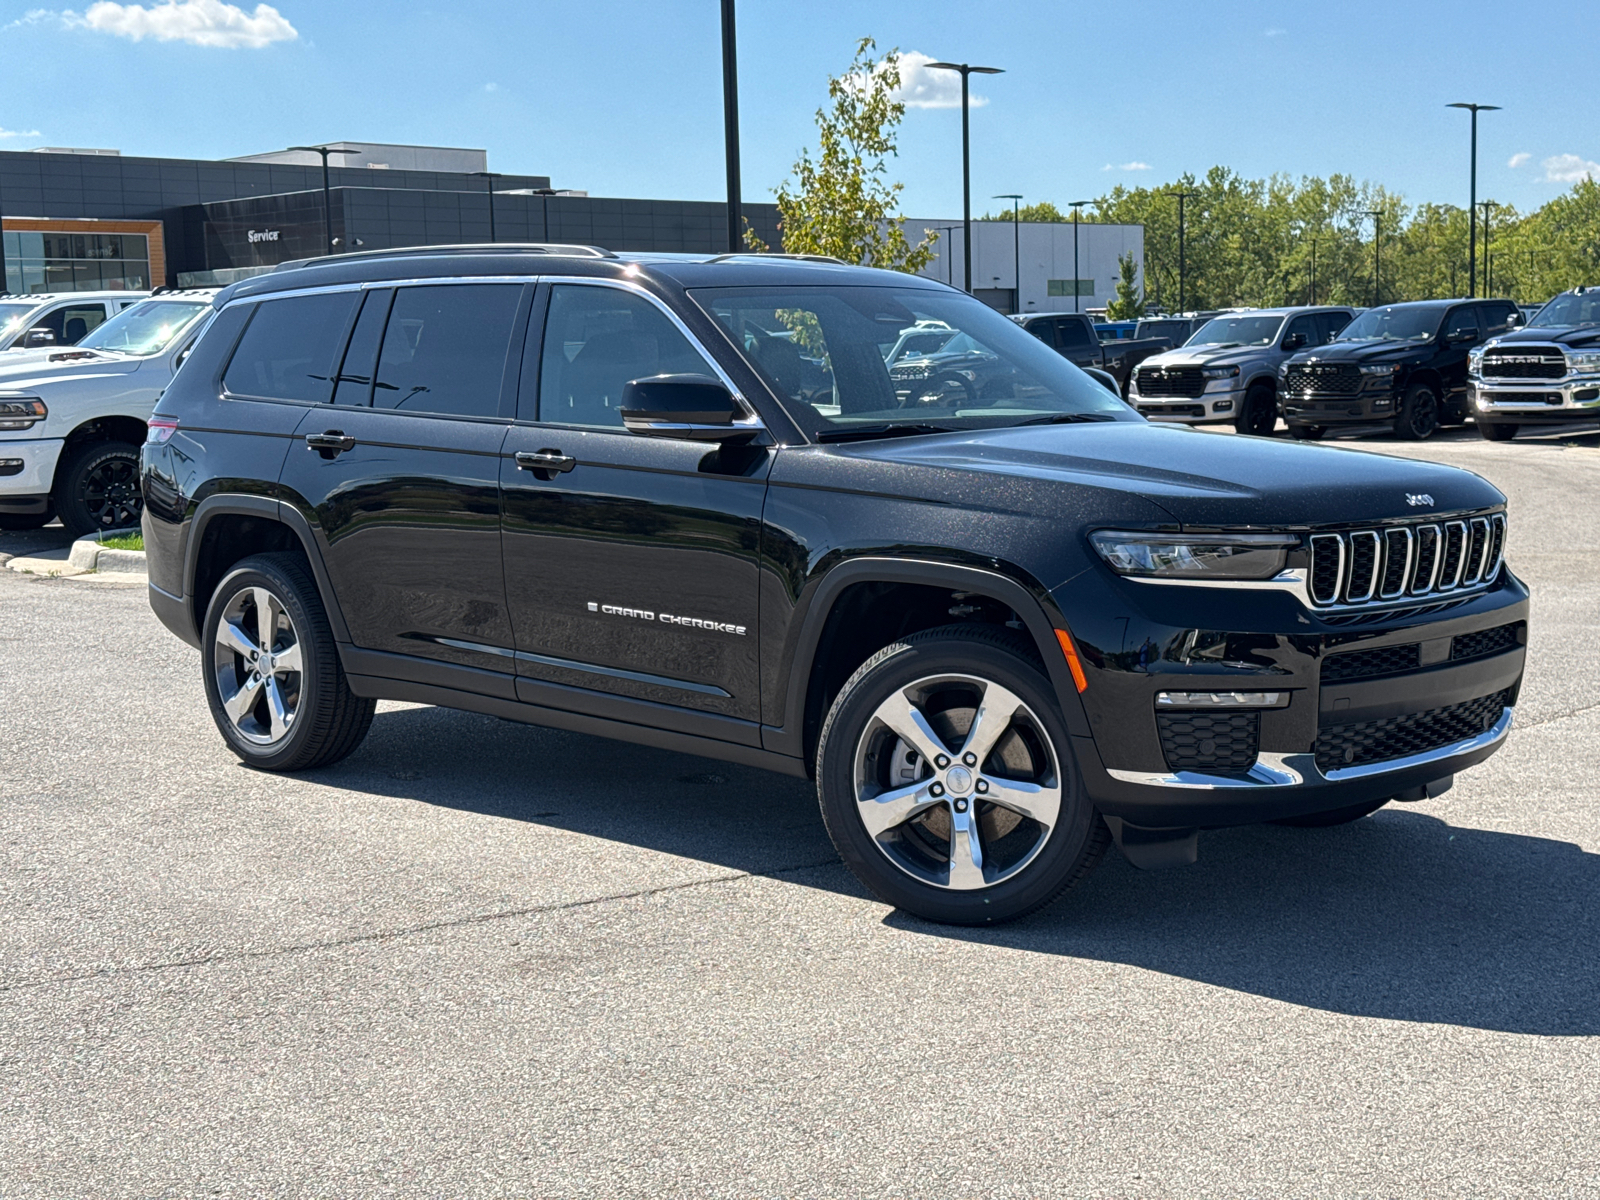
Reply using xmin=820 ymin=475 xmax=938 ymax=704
xmin=1315 ymin=689 xmax=1511 ymax=772
xmin=1451 ymin=622 xmax=1522 ymax=662
xmin=1481 ymin=348 xmax=1565 ymax=379
xmin=1306 ymin=514 xmax=1505 ymax=608
xmin=1321 ymin=643 xmax=1422 ymax=681
xmin=1284 ymin=362 xmax=1361 ymax=396
xmin=1157 ymin=710 xmax=1260 ymax=773
xmin=1136 ymin=366 xmax=1205 ymax=398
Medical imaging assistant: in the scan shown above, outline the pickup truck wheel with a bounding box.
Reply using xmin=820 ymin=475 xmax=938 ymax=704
xmin=816 ymin=625 xmax=1108 ymax=925
xmin=1287 ymin=424 xmax=1326 ymax=441
xmin=1477 ymin=421 xmax=1518 ymax=441
xmin=1394 ymin=382 xmax=1440 ymax=440
xmin=201 ymin=553 xmax=375 ymax=772
xmin=53 ymin=440 xmax=142 ymax=539
xmin=1271 ymin=798 xmax=1388 ymax=827
xmin=1233 ymin=383 xmax=1278 ymax=436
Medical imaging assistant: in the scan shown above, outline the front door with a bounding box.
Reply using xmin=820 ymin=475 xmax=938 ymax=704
xmin=274 ymin=282 xmax=532 ymax=675
xmin=500 ymin=282 xmax=768 ymax=729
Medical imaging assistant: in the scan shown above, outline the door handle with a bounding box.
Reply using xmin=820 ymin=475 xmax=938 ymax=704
xmin=305 ymin=431 xmax=356 ymax=459
xmin=515 ymin=449 xmax=576 ymax=474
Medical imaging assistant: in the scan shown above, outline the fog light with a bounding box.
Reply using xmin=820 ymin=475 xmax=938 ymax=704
xmin=1156 ymin=691 xmax=1288 ymax=708
xmin=1213 ymin=399 xmax=1234 ymax=413
xmin=0 ymin=457 xmax=23 ymax=477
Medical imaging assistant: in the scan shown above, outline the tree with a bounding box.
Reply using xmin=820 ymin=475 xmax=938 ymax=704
xmin=1105 ymin=252 xmax=1146 ymax=320
xmin=980 ymin=200 xmax=1070 ymax=223
xmin=746 ymin=38 xmax=936 ymax=273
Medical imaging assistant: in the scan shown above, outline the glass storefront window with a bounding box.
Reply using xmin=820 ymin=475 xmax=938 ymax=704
xmin=3 ymin=230 xmax=151 ymax=294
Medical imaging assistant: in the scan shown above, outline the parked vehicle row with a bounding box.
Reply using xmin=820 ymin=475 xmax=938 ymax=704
xmin=1014 ymin=312 xmax=1170 ymax=392
xmin=0 ymin=290 xmax=148 ymax=351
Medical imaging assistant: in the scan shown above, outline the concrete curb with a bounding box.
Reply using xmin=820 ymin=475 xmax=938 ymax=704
xmin=5 ymin=528 xmax=147 ymax=578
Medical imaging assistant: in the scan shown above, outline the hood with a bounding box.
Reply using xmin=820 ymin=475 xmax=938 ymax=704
xmin=835 ymin=421 xmax=1502 ymax=528
xmin=1137 ymin=342 xmax=1267 ymax=370
xmin=1286 ymin=339 xmax=1428 ymax=367
xmin=0 ymin=348 xmax=141 ymax=390
xmin=1488 ymin=325 xmax=1600 ymax=349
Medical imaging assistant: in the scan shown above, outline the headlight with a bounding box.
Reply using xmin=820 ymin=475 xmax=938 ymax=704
xmin=0 ymin=398 xmax=46 ymax=431
xmin=1090 ymin=531 xmax=1298 ymax=580
xmin=1566 ymin=350 xmax=1600 ymax=371
xmin=1467 ymin=347 xmax=1484 ymax=373
xmin=1201 ymin=365 xmax=1240 ymax=380
xmin=1358 ymin=364 xmax=1400 ymax=376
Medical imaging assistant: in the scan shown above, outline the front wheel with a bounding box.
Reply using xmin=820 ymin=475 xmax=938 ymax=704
xmin=1233 ymin=383 xmax=1278 ymax=437
xmin=52 ymin=440 xmax=143 ymax=538
xmin=1477 ymin=421 xmax=1518 ymax=442
xmin=1394 ymin=382 xmax=1440 ymax=441
xmin=816 ymin=625 xmax=1109 ymax=925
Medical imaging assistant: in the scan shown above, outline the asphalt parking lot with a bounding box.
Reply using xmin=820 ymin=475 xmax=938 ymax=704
xmin=3 ymin=425 xmax=1598 ymax=1198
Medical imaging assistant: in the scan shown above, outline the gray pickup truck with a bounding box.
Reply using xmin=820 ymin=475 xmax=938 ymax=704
xmin=1128 ymin=306 xmax=1354 ymax=435
xmin=1015 ymin=312 xmax=1170 ymax=394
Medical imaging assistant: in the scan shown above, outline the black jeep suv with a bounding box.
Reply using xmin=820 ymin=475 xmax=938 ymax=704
xmin=1280 ymin=298 xmax=1520 ymax=440
xmin=142 ymin=247 xmax=1528 ymax=925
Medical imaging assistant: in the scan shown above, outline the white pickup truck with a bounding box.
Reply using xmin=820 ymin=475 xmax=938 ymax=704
xmin=0 ymin=291 xmax=149 ymax=352
xmin=0 ymin=289 xmax=216 ymax=536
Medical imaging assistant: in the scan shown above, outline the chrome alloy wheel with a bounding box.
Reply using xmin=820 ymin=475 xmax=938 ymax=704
xmin=851 ymin=673 xmax=1062 ymax=891
xmin=211 ymin=585 xmax=303 ymax=745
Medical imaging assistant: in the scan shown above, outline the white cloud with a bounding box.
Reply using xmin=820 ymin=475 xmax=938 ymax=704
xmin=1101 ymin=161 xmax=1152 ymax=172
xmin=881 ymin=51 xmax=990 ymax=110
xmin=1543 ymin=153 xmax=1600 ymax=183
xmin=1264 ymin=27 xmax=1287 ymax=37
xmin=1507 ymin=152 xmax=1531 ymax=168
xmin=1 ymin=9 xmax=55 ymax=32
xmin=0 ymin=126 xmax=44 ymax=139
xmin=69 ymin=0 xmax=297 ymax=48
xmin=482 ymin=82 xmax=499 ymax=93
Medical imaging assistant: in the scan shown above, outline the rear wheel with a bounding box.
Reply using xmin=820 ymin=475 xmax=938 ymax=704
xmin=1477 ymin=420 xmax=1518 ymax=441
xmin=1271 ymin=799 xmax=1388 ymax=828
xmin=1233 ymin=383 xmax=1278 ymax=437
xmin=816 ymin=625 xmax=1108 ymax=925
xmin=1394 ymin=382 xmax=1440 ymax=441
xmin=1287 ymin=424 xmax=1326 ymax=441
xmin=52 ymin=440 xmax=142 ymax=538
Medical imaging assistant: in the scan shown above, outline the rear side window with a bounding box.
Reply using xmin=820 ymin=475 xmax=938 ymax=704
xmin=224 ymin=292 xmax=359 ymax=403
xmin=372 ymin=284 xmax=521 ymax=418
xmin=331 ymin=289 xmax=393 ymax=406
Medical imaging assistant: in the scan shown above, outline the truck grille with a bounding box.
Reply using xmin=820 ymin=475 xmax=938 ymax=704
xmin=1480 ymin=347 xmax=1565 ymax=379
xmin=1157 ymin=710 xmax=1259 ymax=773
xmin=1306 ymin=514 xmax=1506 ymax=608
xmin=1284 ymin=362 xmax=1361 ymax=396
xmin=1135 ymin=365 xmax=1205 ymax=398
xmin=1314 ymin=689 xmax=1511 ymax=771
xmin=1484 ymin=390 xmax=1564 ymax=405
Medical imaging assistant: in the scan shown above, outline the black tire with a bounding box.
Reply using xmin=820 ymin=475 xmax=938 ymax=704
xmin=1271 ymin=799 xmax=1388 ymax=828
xmin=52 ymin=440 xmax=142 ymax=538
xmin=1287 ymin=424 xmax=1326 ymax=441
xmin=1233 ymin=383 xmax=1278 ymax=437
xmin=816 ymin=624 xmax=1109 ymax=925
xmin=0 ymin=506 xmax=53 ymax=531
xmin=201 ymin=552 xmax=374 ymax=772
xmin=1394 ymin=382 xmax=1440 ymax=441
xmin=1477 ymin=421 xmax=1518 ymax=442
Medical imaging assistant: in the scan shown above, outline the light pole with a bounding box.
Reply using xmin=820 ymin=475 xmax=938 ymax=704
xmin=927 ymin=61 xmax=1004 ymax=292
xmin=1307 ymin=236 xmax=1320 ymax=306
xmin=471 ymin=171 xmax=501 ymax=243
xmin=1447 ymin=102 xmax=1500 ymax=297
xmin=1069 ymin=200 xmax=1090 ymax=313
xmin=994 ymin=194 xmax=1021 ymax=313
xmin=1163 ymin=190 xmax=1198 ymax=312
xmin=1361 ymin=209 xmax=1382 ymax=306
xmin=0 ymin=162 xmax=7 ymax=290
xmin=720 ymin=0 xmax=742 ymax=253
xmin=1479 ymin=199 xmax=1499 ymax=296
xmin=931 ymin=224 xmax=962 ymax=286
xmin=289 ymin=145 xmax=336 ymax=255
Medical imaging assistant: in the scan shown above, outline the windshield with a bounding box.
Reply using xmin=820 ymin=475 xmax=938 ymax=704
xmin=0 ymin=302 xmax=41 ymax=341
xmin=1528 ymin=291 xmax=1600 ymax=329
xmin=690 ymin=285 xmax=1131 ymax=435
xmin=1185 ymin=314 xmax=1283 ymax=347
xmin=1336 ymin=305 xmax=1444 ymax=343
xmin=78 ymin=299 xmax=212 ymax=356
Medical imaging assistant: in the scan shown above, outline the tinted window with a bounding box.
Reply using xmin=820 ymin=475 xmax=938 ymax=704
xmin=331 ymin=289 xmax=392 ymax=406
xmin=1315 ymin=311 xmax=1352 ymax=344
xmin=538 ymin=285 xmax=711 ymax=427
xmin=224 ymin=292 xmax=357 ymax=402
xmin=1023 ymin=320 xmax=1056 ymax=347
xmin=1056 ymin=318 xmax=1093 ymax=349
xmin=1444 ymin=308 xmax=1481 ymax=341
xmin=1283 ymin=315 xmax=1317 ymax=347
xmin=1482 ymin=304 xmax=1516 ymax=336
xmin=373 ymin=284 xmax=521 ymax=418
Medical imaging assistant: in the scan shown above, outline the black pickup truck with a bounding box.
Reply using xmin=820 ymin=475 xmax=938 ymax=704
xmin=1015 ymin=312 xmax=1170 ymax=392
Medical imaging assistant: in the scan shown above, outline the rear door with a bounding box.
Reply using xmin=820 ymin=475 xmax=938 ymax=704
xmin=275 ymin=282 xmax=532 ymax=679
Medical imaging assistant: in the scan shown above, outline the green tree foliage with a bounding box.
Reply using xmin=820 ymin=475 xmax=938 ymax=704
xmin=747 ymin=38 xmax=936 ymax=274
xmin=980 ymin=201 xmax=1070 ymax=223
xmin=1104 ymin=252 xmax=1146 ymax=320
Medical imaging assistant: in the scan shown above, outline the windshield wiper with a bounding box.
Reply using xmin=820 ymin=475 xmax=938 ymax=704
xmin=816 ymin=423 xmax=955 ymax=443
xmin=1016 ymin=412 xmax=1120 ymax=426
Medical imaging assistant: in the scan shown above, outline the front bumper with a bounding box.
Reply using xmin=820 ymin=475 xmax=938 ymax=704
xmin=0 ymin=437 xmax=65 ymax=497
xmin=1471 ymin=378 xmax=1600 ymax=423
xmin=1131 ymin=385 xmax=1244 ymax=424
xmin=1282 ymin=388 xmax=1397 ymax=426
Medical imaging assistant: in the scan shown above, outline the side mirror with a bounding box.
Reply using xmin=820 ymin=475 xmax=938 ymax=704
xmin=620 ymin=374 xmax=759 ymax=443
xmin=1282 ymin=332 xmax=1307 ymax=351
xmin=22 ymin=327 xmax=57 ymax=349
xmin=1449 ymin=330 xmax=1478 ymax=345
xmin=1083 ymin=366 xmax=1121 ymax=396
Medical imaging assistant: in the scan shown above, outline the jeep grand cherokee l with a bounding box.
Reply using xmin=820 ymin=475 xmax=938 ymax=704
xmin=142 ymin=246 xmax=1528 ymax=926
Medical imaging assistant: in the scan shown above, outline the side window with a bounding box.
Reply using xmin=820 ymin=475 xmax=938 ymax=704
xmin=1482 ymin=304 xmax=1515 ymax=336
xmin=1023 ymin=320 xmax=1055 ymax=348
xmin=1283 ymin=314 xmax=1317 ymax=347
xmin=372 ymin=284 xmax=522 ymax=418
xmin=1316 ymin=311 xmax=1351 ymax=344
xmin=59 ymin=305 xmax=108 ymax=344
xmin=223 ymin=291 xmax=359 ymax=403
xmin=1056 ymin=318 xmax=1093 ymax=349
xmin=537 ymin=285 xmax=714 ymax=428
xmin=1444 ymin=308 xmax=1481 ymax=342
xmin=331 ymin=289 xmax=393 ymax=406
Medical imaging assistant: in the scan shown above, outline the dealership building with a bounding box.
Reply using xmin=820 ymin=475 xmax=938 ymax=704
xmin=0 ymin=141 xmax=1140 ymax=313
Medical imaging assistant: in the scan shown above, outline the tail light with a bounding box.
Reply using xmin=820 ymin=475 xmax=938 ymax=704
xmin=146 ymin=416 xmax=179 ymax=444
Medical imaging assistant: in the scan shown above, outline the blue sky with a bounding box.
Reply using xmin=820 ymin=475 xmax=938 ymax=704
xmin=3 ymin=0 xmax=1599 ymax=218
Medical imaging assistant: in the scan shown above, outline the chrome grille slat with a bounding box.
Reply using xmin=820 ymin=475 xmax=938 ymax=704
xmin=1306 ymin=515 xmax=1505 ymax=611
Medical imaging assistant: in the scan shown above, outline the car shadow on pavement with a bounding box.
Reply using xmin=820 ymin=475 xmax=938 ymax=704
xmin=330 ymin=704 xmax=1599 ymax=1038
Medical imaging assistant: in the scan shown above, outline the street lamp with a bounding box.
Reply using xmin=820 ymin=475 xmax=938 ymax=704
xmin=927 ymin=61 xmax=1004 ymax=292
xmin=720 ymin=0 xmax=743 ymax=253
xmin=994 ymin=194 xmax=1021 ymax=313
xmin=1163 ymin=190 xmax=1198 ymax=312
xmin=1361 ymin=209 xmax=1382 ymax=306
xmin=1447 ymin=102 xmax=1500 ymax=297
xmin=288 ymin=144 xmax=336 ymax=255
xmin=471 ymin=171 xmax=501 ymax=243
xmin=1069 ymin=200 xmax=1091 ymax=313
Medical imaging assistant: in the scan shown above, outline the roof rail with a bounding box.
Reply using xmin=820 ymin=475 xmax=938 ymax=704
xmin=703 ymin=252 xmax=849 ymax=265
xmin=272 ymin=243 xmax=617 ymax=272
